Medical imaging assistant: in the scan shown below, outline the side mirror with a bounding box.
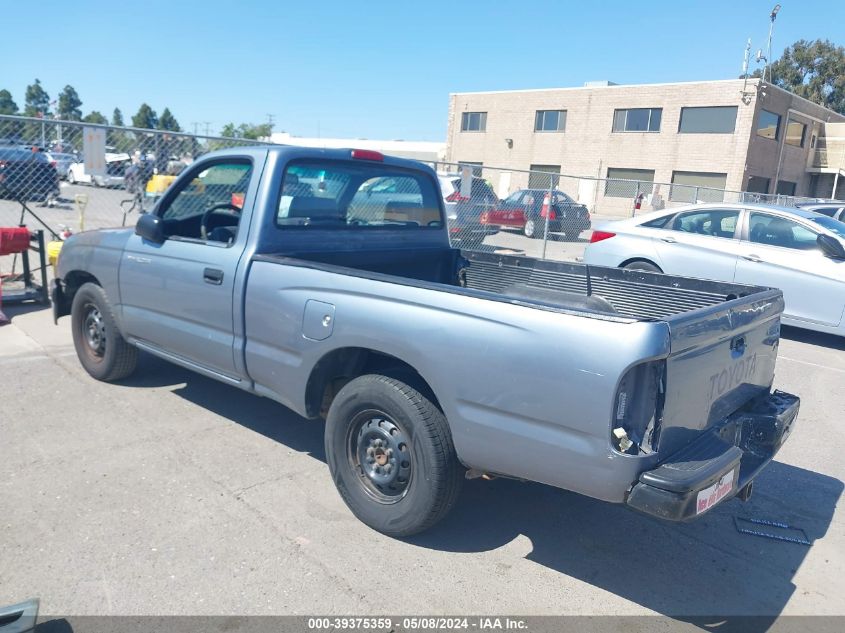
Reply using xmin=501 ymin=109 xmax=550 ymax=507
xmin=135 ymin=213 xmax=165 ymax=243
xmin=817 ymin=233 xmax=845 ymax=259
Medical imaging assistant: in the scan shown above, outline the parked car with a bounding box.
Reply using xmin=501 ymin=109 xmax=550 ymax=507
xmin=795 ymin=201 xmax=845 ymax=222
xmin=438 ymin=174 xmax=499 ymax=245
xmin=45 ymin=152 xmax=77 ymax=179
xmin=67 ymin=153 xmax=131 ymax=187
xmin=52 ymin=146 xmax=798 ymax=536
xmin=482 ymin=188 xmax=591 ymax=240
xmin=0 ymin=147 xmax=60 ymax=202
xmin=583 ymin=202 xmax=845 ymax=336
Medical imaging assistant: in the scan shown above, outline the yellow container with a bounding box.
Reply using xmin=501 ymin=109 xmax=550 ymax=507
xmin=47 ymin=240 xmax=64 ymax=274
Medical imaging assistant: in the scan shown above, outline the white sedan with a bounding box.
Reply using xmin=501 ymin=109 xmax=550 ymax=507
xmin=583 ymin=202 xmax=845 ymax=336
xmin=67 ymin=153 xmax=130 ymax=187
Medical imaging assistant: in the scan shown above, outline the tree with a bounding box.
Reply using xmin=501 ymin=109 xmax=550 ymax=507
xmin=755 ymin=39 xmax=845 ymax=114
xmin=111 ymin=107 xmax=125 ymax=127
xmin=131 ymin=103 xmax=158 ymax=129
xmin=157 ymin=107 xmax=181 ymax=132
xmin=0 ymin=89 xmax=19 ymax=115
xmin=219 ymin=122 xmax=273 ymax=139
xmin=23 ymin=79 xmax=50 ymax=117
xmin=57 ymin=85 xmax=83 ymax=121
xmin=83 ymin=111 xmax=108 ymax=124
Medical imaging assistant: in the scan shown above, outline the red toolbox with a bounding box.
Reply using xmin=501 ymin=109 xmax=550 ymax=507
xmin=0 ymin=227 xmax=31 ymax=255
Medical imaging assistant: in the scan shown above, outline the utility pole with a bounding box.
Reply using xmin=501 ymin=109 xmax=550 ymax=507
xmin=191 ymin=122 xmax=200 ymax=135
xmin=266 ymin=114 xmax=275 ymax=130
xmin=765 ymin=4 xmax=781 ymax=83
xmin=203 ymin=122 xmax=211 ymax=137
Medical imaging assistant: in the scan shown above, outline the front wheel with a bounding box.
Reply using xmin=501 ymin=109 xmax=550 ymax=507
xmin=325 ymin=373 xmax=463 ymax=537
xmin=71 ymin=282 xmax=138 ymax=381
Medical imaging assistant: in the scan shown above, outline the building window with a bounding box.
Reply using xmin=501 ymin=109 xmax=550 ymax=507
xmin=528 ymin=164 xmax=561 ymax=189
xmin=669 ymin=171 xmax=727 ymax=203
xmin=757 ymin=110 xmax=781 ymax=140
xmin=776 ymin=180 xmax=797 ymax=196
xmin=612 ymin=108 xmax=662 ymax=132
xmin=460 ymin=112 xmax=487 ymax=132
xmin=605 ymin=168 xmax=655 ymax=198
xmin=534 ymin=110 xmax=567 ymax=132
xmin=457 ymin=161 xmax=483 ymax=177
xmin=678 ymin=106 xmax=738 ymax=133
xmin=746 ymin=176 xmax=771 ymax=194
xmin=785 ymin=120 xmax=806 ymax=147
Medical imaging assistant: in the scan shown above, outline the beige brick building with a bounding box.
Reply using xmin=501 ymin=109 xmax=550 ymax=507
xmin=445 ymin=79 xmax=845 ymax=216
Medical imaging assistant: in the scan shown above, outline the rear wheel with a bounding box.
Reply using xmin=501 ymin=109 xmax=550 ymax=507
xmin=67 ymin=170 xmax=75 ymax=185
xmin=623 ymin=260 xmax=662 ymax=273
xmin=325 ymin=373 xmax=463 ymax=537
xmin=523 ymin=219 xmax=541 ymax=239
xmin=71 ymin=282 xmax=137 ymax=381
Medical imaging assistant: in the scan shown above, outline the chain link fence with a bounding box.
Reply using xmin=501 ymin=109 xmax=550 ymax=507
xmin=0 ymin=114 xmax=270 ymax=237
xmin=0 ymin=113 xmax=820 ymax=270
xmin=428 ymin=161 xmax=819 ymax=257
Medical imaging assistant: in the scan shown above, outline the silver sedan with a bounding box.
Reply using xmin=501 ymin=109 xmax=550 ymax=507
xmin=583 ymin=202 xmax=845 ymax=336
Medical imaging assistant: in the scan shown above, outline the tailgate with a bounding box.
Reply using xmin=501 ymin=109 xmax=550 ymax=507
xmin=657 ymin=289 xmax=784 ymax=456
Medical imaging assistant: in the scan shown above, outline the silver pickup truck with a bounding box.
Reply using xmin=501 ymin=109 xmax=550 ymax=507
xmin=52 ymin=146 xmax=799 ymax=536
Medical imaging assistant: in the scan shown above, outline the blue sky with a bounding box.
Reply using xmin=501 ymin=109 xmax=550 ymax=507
xmin=1 ymin=0 xmax=843 ymax=140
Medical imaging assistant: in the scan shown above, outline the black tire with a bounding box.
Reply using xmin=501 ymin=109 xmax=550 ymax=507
xmin=325 ymin=373 xmax=463 ymax=537
xmin=70 ymin=282 xmax=138 ymax=381
xmin=623 ymin=260 xmax=663 ymax=273
xmin=67 ymin=170 xmax=75 ymax=185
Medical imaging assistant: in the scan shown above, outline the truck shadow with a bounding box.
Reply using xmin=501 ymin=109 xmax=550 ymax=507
xmin=124 ymin=353 xmax=842 ymax=631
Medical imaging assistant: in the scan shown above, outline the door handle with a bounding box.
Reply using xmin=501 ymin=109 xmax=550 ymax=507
xmin=741 ymin=254 xmax=763 ymax=263
xmin=660 ymin=236 xmax=677 ymax=243
xmin=203 ymin=267 xmax=224 ymax=285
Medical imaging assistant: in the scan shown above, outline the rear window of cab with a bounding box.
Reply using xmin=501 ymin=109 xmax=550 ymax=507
xmin=276 ymin=160 xmax=443 ymax=229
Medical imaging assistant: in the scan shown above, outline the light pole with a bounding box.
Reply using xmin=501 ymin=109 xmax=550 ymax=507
xmin=765 ymin=4 xmax=781 ymax=83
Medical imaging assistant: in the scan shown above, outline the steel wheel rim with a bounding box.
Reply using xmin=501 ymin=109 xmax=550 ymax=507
xmin=82 ymin=303 xmax=106 ymax=360
xmin=346 ymin=409 xmax=412 ymax=504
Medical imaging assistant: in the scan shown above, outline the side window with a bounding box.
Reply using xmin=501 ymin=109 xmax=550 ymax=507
xmin=670 ymin=209 xmax=739 ymax=238
xmin=641 ymin=214 xmax=673 ymax=229
xmin=160 ymin=161 xmax=252 ymax=243
xmin=748 ymin=213 xmax=819 ymax=251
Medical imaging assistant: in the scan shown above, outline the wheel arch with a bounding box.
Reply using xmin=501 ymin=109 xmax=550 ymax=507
xmin=619 ymin=256 xmax=663 ymax=272
xmin=304 ymin=346 xmax=441 ymax=419
xmin=55 ymin=270 xmax=102 ymax=319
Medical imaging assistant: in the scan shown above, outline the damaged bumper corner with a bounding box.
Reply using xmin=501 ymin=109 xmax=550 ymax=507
xmin=626 ymin=390 xmax=799 ymax=521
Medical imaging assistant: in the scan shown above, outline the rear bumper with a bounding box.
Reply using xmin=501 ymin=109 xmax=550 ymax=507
xmin=626 ymin=390 xmax=799 ymax=521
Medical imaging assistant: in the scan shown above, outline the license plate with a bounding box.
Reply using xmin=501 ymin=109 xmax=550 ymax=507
xmin=696 ymin=468 xmax=736 ymax=515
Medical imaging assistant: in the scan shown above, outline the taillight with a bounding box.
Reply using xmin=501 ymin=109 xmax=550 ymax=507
xmin=350 ymin=149 xmax=384 ymax=161
xmin=611 ymin=360 xmax=665 ymax=454
xmin=590 ymin=230 xmax=616 ymax=243
xmin=541 ymin=208 xmax=557 ymax=220
xmin=445 ymin=191 xmax=468 ymax=203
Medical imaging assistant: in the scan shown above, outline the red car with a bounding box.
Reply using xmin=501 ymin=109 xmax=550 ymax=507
xmin=481 ymin=188 xmax=591 ymax=240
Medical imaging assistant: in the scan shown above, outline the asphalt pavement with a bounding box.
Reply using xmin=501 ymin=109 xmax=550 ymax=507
xmin=0 ymin=303 xmax=843 ymax=620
